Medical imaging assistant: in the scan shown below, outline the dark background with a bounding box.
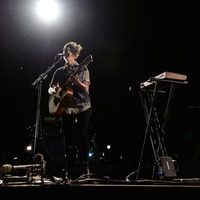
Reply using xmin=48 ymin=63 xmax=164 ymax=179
xmin=1 ymin=0 xmax=200 ymax=179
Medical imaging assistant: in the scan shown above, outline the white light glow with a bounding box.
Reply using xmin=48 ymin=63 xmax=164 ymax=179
xmin=106 ymin=145 xmax=111 ymax=150
xmin=26 ymin=145 xmax=32 ymax=151
xmin=35 ymin=0 xmax=60 ymax=23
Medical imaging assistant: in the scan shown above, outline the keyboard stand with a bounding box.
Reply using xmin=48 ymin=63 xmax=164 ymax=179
xmin=135 ymin=78 xmax=188 ymax=180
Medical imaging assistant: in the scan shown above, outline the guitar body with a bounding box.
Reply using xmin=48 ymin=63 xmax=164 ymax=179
xmin=48 ymin=86 xmax=73 ymax=116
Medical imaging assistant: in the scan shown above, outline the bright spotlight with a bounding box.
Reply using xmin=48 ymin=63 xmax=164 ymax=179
xmin=35 ymin=0 xmax=60 ymax=23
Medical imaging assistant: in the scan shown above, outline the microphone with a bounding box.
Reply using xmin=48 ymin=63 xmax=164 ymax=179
xmin=57 ymin=53 xmax=66 ymax=57
xmin=57 ymin=52 xmax=70 ymax=57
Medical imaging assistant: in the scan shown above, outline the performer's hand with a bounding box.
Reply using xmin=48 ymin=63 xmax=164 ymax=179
xmin=54 ymin=85 xmax=61 ymax=93
xmin=70 ymin=75 xmax=80 ymax=85
xmin=48 ymin=83 xmax=60 ymax=94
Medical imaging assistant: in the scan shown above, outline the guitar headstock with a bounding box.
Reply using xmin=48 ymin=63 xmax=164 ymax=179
xmin=81 ymin=55 xmax=93 ymax=67
xmin=74 ymin=55 xmax=93 ymax=75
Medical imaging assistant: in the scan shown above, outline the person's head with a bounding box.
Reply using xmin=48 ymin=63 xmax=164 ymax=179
xmin=63 ymin=42 xmax=83 ymax=63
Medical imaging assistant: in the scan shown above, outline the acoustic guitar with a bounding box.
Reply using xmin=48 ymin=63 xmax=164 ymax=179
xmin=48 ymin=55 xmax=93 ymax=116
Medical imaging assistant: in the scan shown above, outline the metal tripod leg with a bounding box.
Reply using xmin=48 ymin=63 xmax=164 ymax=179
xmin=136 ymin=81 xmax=171 ymax=179
xmin=135 ymin=82 xmax=159 ymax=179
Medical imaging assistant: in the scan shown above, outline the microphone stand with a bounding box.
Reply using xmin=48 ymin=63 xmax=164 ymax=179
xmin=31 ymin=56 xmax=63 ymax=164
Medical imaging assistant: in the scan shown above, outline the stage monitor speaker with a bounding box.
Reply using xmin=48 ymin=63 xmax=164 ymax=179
xmin=160 ymin=156 xmax=177 ymax=177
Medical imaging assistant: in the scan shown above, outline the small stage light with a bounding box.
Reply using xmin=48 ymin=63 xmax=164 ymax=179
xmin=26 ymin=145 xmax=32 ymax=152
xmin=106 ymin=145 xmax=111 ymax=150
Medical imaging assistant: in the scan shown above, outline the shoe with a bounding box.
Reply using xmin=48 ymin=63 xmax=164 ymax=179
xmin=82 ymin=162 xmax=90 ymax=175
xmin=61 ymin=168 xmax=69 ymax=180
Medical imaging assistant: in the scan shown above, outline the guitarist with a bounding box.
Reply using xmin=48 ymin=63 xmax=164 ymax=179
xmin=48 ymin=42 xmax=92 ymax=180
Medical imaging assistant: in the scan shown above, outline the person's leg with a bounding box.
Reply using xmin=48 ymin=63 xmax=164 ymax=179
xmin=62 ymin=114 xmax=77 ymax=179
xmin=76 ymin=108 xmax=92 ymax=174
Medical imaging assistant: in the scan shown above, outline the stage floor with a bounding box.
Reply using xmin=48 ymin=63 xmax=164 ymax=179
xmin=2 ymin=176 xmax=200 ymax=198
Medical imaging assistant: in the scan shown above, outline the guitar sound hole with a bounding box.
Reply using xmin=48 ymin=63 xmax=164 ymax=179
xmin=54 ymin=97 xmax=60 ymax=105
